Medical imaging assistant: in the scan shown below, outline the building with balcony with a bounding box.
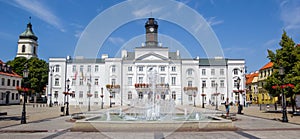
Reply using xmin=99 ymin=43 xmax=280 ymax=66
xmin=48 ymin=18 xmax=245 ymax=107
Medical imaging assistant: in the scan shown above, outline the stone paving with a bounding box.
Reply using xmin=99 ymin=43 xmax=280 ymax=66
xmin=0 ymin=104 xmax=300 ymax=138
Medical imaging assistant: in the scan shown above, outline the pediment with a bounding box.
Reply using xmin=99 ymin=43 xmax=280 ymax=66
xmin=136 ymin=52 xmax=168 ymax=61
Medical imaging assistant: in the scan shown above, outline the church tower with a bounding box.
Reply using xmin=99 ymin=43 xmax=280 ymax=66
xmin=144 ymin=18 xmax=159 ymax=47
xmin=16 ymin=20 xmax=38 ymax=59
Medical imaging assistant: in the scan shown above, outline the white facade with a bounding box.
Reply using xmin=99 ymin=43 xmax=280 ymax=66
xmin=0 ymin=60 xmax=22 ymax=105
xmin=48 ymin=18 xmax=246 ymax=107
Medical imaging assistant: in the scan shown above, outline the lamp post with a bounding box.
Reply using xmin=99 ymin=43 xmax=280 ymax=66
xmin=49 ymin=66 xmax=54 ymax=107
xmin=215 ymin=83 xmax=219 ymax=110
xmin=87 ymin=82 xmax=91 ymax=111
xmin=100 ymin=87 xmax=104 ymax=109
xmin=65 ymin=79 xmax=70 ymax=116
xmin=109 ymin=89 xmax=112 ymax=108
xmin=201 ymin=86 xmax=205 ymax=108
xmin=236 ymin=77 xmax=242 ymax=114
xmin=279 ymin=67 xmax=288 ymax=122
xmin=21 ymin=64 xmax=29 ymax=124
xmin=193 ymin=91 xmax=196 ymax=107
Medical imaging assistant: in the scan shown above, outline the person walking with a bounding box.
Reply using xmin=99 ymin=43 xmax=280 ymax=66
xmin=225 ymin=98 xmax=230 ymax=117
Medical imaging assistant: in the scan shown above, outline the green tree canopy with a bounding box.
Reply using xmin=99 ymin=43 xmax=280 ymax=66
xmin=7 ymin=57 xmax=48 ymax=94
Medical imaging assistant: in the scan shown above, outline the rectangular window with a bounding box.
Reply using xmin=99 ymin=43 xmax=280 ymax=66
xmin=80 ymin=65 xmax=84 ymax=72
xmin=202 ymin=69 xmax=206 ymax=75
xmin=187 ymin=69 xmax=193 ymax=75
xmin=111 ymin=79 xmax=116 ymax=85
xmin=87 ymin=65 xmax=91 ymax=72
xmin=17 ymin=80 xmax=19 ymax=87
xmin=95 ymin=79 xmax=99 ymax=85
xmin=188 ymin=81 xmax=192 ymax=87
xmin=55 ymin=65 xmax=59 ymax=72
xmin=188 ymin=95 xmax=193 ymax=101
xmin=160 ymin=77 xmax=165 ymax=84
xmin=171 ymin=77 xmax=176 ymax=85
xmin=234 ymin=80 xmax=237 ymax=88
xmin=94 ymin=91 xmax=98 ymax=98
xmin=1 ymin=78 xmax=4 ymax=86
xmin=54 ymin=78 xmax=59 ymax=86
xmin=72 ymin=79 xmax=76 ymax=86
xmin=220 ymin=69 xmax=224 ymax=75
xmin=234 ymin=69 xmax=238 ymax=75
xmin=202 ymin=80 xmax=206 ymax=88
xmin=11 ymin=93 xmax=14 ymax=100
xmin=138 ymin=77 xmax=143 ymax=83
xmin=220 ymin=80 xmax=225 ymax=87
xmin=112 ymin=65 xmax=116 ymax=73
xmin=79 ymin=91 xmax=83 ymax=98
xmin=211 ymin=69 xmax=215 ymax=75
xmin=128 ymin=92 xmax=132 ymax=100
xmin=128 ymin=66 xmax=132 ymax=72
xmin=7 ymin=79 xmax=10 ymax=86
xmin=211 ymin=80 xmax=216 ymax=87
xmin=161 ymin=66 xmax=165 ymax=72
xmin=128 ymin=77 xmax=132 ymax=85
xmin=138 ymin=66 xmax=143 ymax=72
xmin=79 ymin=79 xmax=83 ymax=85
xmin=95 ymin=65 xmax=99 ymax=72
xmin=72 ymin=65 xmax=76 ymax=72
xmin=16 ymin=93 xmax=18 ymax=100
xmin=171 ymin=66 xmax=176 ymax=72
xmin=13 ymin=80 xmax=15 ymax=86
xmin=71 ymin=91 xmax=75 ymax=98
xmin=54 ymin=91 xmax=58 ymax=98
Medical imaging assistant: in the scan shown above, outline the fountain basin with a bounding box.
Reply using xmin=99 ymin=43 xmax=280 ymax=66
xmin=70 ymin=115 xmax=236 ymax=132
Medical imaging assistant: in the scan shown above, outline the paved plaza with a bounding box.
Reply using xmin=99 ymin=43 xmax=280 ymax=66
xmin=1 ymin=104 xmax=300 ymax=139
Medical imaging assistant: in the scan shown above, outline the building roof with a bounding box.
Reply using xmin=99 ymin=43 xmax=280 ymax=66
xmin=19 ymin=22 xmax=38 ymax=41
xmin=246 ymin=72 xmax=259 ymax=85
xmin=259 ymin=62 xmax=273 ymax=70
xmin=0 ymin=60 xmax=22 ymax=78
xmin=199 ymin=58 xmax=228 ymax=66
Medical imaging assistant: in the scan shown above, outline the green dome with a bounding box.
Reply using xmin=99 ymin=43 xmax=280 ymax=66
xmin=19 ymin=22 xmax=38 ymax=41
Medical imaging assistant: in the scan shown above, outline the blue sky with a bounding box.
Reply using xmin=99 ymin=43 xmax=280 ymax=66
xmin=0 ymin=0 xmax=299 ymax=73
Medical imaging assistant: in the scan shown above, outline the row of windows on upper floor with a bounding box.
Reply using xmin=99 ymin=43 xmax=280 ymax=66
xmin=1 ymin=78 xmax=20 ymax=88
xmin=259 ymin=69 xmax=273 ymax=78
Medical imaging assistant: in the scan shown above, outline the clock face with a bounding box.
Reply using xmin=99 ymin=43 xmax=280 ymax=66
xmin=149 ymin=27 xmax=154 ymax=32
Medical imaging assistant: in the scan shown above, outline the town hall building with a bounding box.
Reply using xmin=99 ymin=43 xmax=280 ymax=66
xmin=48 ymin=18 xmax=246 ymax=107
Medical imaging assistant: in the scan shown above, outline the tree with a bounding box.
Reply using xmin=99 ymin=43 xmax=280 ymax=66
xmin=7 ymin=57 xmax=48 ymax=97
xmin=265 ymin=30 xmax=298 ymax=112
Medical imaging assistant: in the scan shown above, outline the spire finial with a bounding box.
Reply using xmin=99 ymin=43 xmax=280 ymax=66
xmin=29 ymin=16 xmax=31 ymax=23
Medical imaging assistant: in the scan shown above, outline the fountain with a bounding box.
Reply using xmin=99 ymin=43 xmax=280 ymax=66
xmin=71 ymin=67 xmax=235 ymax=132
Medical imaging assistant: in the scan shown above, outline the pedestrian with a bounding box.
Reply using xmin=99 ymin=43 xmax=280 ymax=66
xmin=225 ymin=98 xmax=230 ymax=117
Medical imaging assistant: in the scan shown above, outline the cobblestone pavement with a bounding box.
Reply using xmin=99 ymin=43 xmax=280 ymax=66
xmin=0 ymin=104 xmax=300 ymax=139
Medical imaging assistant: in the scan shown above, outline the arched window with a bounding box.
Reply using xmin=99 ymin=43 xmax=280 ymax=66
xmin=187 ymin=69 xmax=193 ymax=75
xmin=138 ymin=92 xmax=143 ymax=99
xmin=22 ymin=45 xmax=26 ymax=52
xmin=233 ymin=69 xmax=239 ymax=75
xmin=111 ymin=65 xmax=116 ymax=73
xmin=33 ymin=47 xmax=36 ymax=55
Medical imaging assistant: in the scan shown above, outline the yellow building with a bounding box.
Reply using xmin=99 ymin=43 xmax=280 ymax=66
xmin=246 ymin=71 xmax=259 ymax=104
xmin=257 ymin=62 xmax=278 ymax=104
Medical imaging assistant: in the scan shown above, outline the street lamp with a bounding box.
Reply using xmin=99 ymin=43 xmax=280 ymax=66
xmin=21 ymin=64 xmax=29 ymax=124
xmin=201 ymin=86 xmax=205 ymax=108
xmin=87 ymin=82 xmax=92 ymax=111
xmin=236 ymin=77 xmax=243 ymax=114
xmin=279 ymin=67 xmax=288 ymax=122
xmin=215 ymin=83 xmax=219 ymax=110
xmin=100 ymin=87 xmax=104 ymax=109
xmin=109 ymin=89 xmax=112 ymax=108
xmin=193 ymin=91 xmax=196 ymax=107
xmin=49 ymin=66 xmax=54 ymax=107
xmin=65 ymin=79 xmax=70 ymax=116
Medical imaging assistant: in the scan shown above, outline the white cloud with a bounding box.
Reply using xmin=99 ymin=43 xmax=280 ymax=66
xmin=280 ymin=0 xmax=300 ymax=30
xmin=263 ymin=39 xmax=278 ymax=47
xmin=206 ymin=17 xmax=224 ymax=26
xmin=108 ymin=37 xmax=125 ymax=45
xmin=11 ymin=0 xmax=65 ymax=32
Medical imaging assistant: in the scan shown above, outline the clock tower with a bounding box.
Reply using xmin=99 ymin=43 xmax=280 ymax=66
xmin=145 ymin=18 xmax=159 ymax=47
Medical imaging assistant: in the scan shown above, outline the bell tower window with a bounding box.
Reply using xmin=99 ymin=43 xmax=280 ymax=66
xmin=22 ymin=45 xmax=26 ymax=53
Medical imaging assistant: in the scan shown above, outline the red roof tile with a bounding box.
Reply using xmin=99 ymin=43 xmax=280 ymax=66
xmin=259 ymin=62 xmax=273 ymax=70
xmin=0 ymin=60 xmax=22 ymax=78
xmin=246 ymin=72 xmax=259 ymax=85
